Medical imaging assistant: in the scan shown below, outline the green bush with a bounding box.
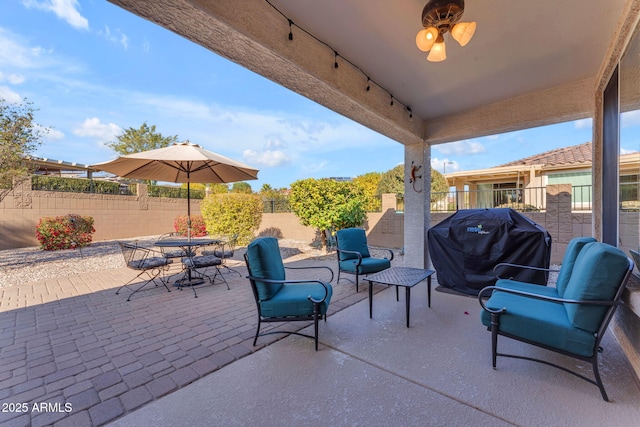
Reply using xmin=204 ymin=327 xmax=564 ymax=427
xmin=200 ymin=193 xmax=263 ymax=246
xmin=35 ymin=214 xmax=95 ymax=251
xmin=31 ymin=176 xmax=127 ymax=194
xmin=148 ymin=185 xmax=204 ymax=199
xmin=173 ymin=215 xmax=208 ymax=237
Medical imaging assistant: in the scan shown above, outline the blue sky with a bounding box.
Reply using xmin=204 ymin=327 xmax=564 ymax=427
xmin=1 ymin=1 xmax=637 ymax=190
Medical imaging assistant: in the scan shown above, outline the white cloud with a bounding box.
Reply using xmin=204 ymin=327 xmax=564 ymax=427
xmin=574 ymin=118 xmax=592 ymax=130
xmin=432 ymin=158 xmax=458 ymax=174
xmin=22 ymin=0 xmax=89 ymax=30
xmin=97 ymin=25 xmax=129 ymax=50
xmin=0 ymin=72 xmax=26 ymax=84
xmin=0 ymin=85 xmax=22 ymax=103
xmin=43 ymin=127 xmax=65 ymax=140
xmin=435 ymin=139 xmax=485 ymax=156
xmin=73 ymin=117 xmax=121 ymax=142
xmin=243 ymin=148 xmax=291 ymax=167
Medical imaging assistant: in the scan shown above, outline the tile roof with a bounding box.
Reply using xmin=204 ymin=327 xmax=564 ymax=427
xmin=498 ymin=142 xmax=592 ymax=167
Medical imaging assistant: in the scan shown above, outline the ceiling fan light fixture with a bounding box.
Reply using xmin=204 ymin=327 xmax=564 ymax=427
xmin=416 ymin=0 xmax=476 ymax=62
xmin=427 ymin=38 xmax=446 ymax=62
xmin=416 ymin=27 xmax=439 ymax=51
xmin=450 ymin=21 xmax=476 ymax=46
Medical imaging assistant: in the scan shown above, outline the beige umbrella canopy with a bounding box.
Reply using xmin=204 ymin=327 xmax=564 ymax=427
xmin=91 ymin=141 xmax=259 ymax=237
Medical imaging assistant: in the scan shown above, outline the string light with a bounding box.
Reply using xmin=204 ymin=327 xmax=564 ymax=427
xmin=264 ymin=0 xmax=413 ymax=120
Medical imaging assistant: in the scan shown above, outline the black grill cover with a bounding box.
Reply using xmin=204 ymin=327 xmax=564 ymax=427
xmin=428 ymin=208 xmax=552 ymax=295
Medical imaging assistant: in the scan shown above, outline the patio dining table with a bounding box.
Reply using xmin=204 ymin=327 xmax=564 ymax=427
xmin=155 ymin=238 xmax=219 ymax=289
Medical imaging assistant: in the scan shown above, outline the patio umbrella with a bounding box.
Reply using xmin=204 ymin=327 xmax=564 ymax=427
xmin=91 ymin=141 xmax=259 ymax=238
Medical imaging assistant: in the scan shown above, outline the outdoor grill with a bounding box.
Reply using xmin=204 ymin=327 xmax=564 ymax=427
xmin=428 ymin=208 xmax=552 ymax=295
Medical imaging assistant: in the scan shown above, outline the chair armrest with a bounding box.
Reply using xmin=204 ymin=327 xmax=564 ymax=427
xmin=478 ymin=285 xmax=619 ymax=315
xmin=285 ymin=265 xmax=335 ymax=284
xmin=336 ymin=248 xmax=363 ymax=266
xmin=493 ymin=262 xmax=558 ymax=280
xmin=369 ymin=246 xmax=394 ymax=261
xmin=142 ymin=245 xmax=171 ymax=258
xmin=246 ymin=276 xmax=330 ymax=304
xmin=126 ymin=243 xmax=160 ymax=260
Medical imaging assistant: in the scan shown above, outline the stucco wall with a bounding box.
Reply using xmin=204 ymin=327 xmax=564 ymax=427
xmin=1 ymin=182 xmax=595 ymax=267
xmin=1 ymin=181 xmax=193 ymax=249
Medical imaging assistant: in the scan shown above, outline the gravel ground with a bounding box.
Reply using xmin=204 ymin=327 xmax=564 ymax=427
xmin=0 ymin=237 xmax=351 ymax=288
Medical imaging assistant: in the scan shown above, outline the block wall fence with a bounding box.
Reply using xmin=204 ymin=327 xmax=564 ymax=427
xmin=0 ymin=181 xmax=601 ymax=265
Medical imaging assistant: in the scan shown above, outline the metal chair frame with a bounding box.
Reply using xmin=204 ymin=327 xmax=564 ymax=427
xmin=202 ymin=234 xmax=242 ymax=277
xmin=478 ymin=257 xmax=634 ymax=401
xmin=117 ymin=242 xmax=172 ymax=301
xmin=336 ymin=242 xmax=394 ymax=293
xmin=244 ymin=253 xmax=333 ymax=350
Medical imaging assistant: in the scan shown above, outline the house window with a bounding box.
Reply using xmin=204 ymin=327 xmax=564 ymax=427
xmin=620 ymin=174 xmax=640 ymax=209
xmin=493 ymin=182 xmax=522 ymax=207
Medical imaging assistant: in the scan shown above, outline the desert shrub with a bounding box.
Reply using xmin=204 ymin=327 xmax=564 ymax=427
xmin=173 ymin=215 xmax=208 ymax=237
xmin=36 ymin=214 xmax=95 ymax=251
xmin=200 ymin=193 xmax=263 ymax=245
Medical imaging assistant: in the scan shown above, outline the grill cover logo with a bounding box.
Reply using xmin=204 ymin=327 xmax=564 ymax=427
xmin=466 ymin=224 xmax=490 ymax=235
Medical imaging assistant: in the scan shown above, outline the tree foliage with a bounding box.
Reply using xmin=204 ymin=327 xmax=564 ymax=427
xmin=0 ymin=98 xmax=48 ymax=191
xmin=231 ymin=181 xmax=253 ymax=193
xmin=376 ymin=164 xmax=404 ymax=196
xmin=289 ymin=178 xmax=367 ymax=247
xmin=352 ymin=172 xmax=382 ymax=212
xmin=377 ymin=164 xmax=451 ymax=203
xmin=108 ymin=122 xmax=177 ymax=156
xmin=200 ymin=193 xmax=263 ymax=245
xmin=431 ymin=168 xmax=449 ymax=195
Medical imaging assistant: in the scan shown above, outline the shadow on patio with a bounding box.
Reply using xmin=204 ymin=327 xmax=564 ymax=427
xmin=2 ymin=247 xmax=640 ymax=426
xmin=0 ymin=246 xmax=385 ymax=426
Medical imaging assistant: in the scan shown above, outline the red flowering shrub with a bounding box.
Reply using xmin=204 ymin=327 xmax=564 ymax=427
xmin=36 ymin=214 xmax=95 ymax=251
xmin=173 ymin=215 xmax=207 ymax=237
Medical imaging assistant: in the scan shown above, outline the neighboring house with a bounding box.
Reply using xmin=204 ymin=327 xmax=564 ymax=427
xmin=443 ymin=142 xmax=640 ymax=211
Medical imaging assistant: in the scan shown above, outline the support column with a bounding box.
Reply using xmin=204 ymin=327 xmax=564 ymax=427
xmin=404 ymin=142 xmax=430 ymax=268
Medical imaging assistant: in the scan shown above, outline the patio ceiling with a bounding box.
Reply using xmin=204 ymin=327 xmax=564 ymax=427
xmin=108 ymin=0 xmax=628 ymax=145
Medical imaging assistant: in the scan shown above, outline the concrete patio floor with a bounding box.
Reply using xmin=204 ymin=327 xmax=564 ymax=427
xmin=2 ymin=249 xmax=640 ymax=426
xmin=108 ymin=281 xmax=640 ymax=427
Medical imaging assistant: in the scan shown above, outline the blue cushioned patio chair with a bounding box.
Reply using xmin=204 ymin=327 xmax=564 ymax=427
xmin=244 ymin=237 xmax=333 ymax=350
xmin=479 ymin=241 xmax=633 ymax=401
xmin=117 ymin=242 xmax=173 ymax=301
xmin=493 ymin=236 xmax=597 ymax=293
xmin=336 ymin=228 xmax=393 ymax=292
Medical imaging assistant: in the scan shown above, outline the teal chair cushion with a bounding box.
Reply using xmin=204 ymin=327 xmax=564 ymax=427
xmin=555 ymin=237 xmax=597 ymax=297
xmin=337 ymin=228 xmax=370 ymax=260
xmin=563 ymin=242 xmax=629 ymax=332
xmin=481 ymin=291 xmax=597 ymax=357
xmin=495 ymin=278 xmax=560 ymax=298
xmin=339 ymin=257 xmax=391 ymax=274
xmin=246 ymin=237 xmax=285 ymax=300
xmin=260 ymin=282 xmax=333 ymax=318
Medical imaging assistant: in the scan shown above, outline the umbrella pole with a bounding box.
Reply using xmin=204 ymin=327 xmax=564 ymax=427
xmin=187 ymin=176 xmax=191 ymax=241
